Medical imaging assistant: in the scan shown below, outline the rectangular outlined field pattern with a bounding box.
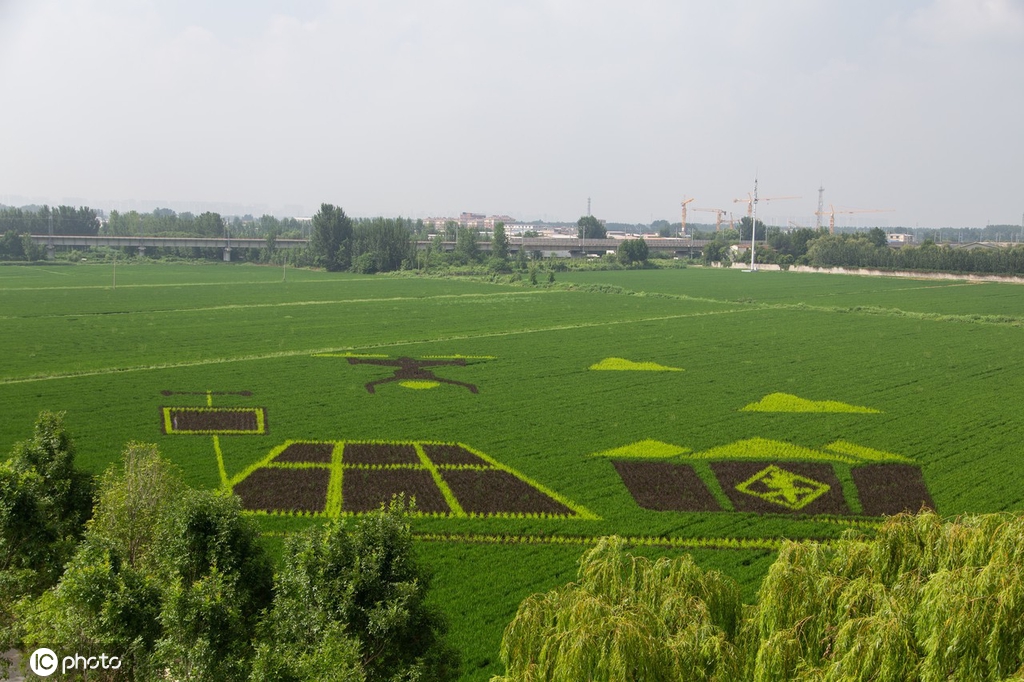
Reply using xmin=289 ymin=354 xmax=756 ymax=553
xmin=162 ymin=407 xmax=267 ymax=434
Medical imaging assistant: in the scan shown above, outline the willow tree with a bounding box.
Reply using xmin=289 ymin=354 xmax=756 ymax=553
xmin=495 ymin=537 xmax=744 ymax=682
xmin=751 ymin=511 xmax=1024 ymax=680
xmin=497 ymin=514 xmax=1024 ymax=681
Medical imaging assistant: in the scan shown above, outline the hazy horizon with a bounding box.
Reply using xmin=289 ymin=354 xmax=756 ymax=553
xmin=1 ymin=1 xmax=1021 ymax=229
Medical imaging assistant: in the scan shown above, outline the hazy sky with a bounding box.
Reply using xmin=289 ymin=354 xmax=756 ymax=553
xmin=1 ymin=0 xmax=1021 ymax=228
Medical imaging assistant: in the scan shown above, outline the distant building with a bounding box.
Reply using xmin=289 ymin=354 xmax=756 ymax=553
xmin=887 ymin=233 xmax=914 ymax=245
xmin=950 ymin=241 xmax=1000 ymax=251
xmin=422 ymin=213 xmax=517 ymax=230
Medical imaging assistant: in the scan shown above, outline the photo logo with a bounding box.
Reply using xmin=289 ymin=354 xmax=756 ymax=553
xmin=29 ymin=648 xmax=58 ymax=677
xmin=27 ymin=648 xmax=122 ymax=676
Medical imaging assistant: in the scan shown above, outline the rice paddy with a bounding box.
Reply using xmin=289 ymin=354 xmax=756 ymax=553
xmin=3 ymin=261 xmax=1023 ymax=680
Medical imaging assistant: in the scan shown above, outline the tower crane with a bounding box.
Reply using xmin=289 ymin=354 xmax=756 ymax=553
xmin=693 ymin=207 xmax=728 ymax=231
xmin=815 ymin=205 xmax=895 ymax=234
xmin=733 ymin=193 xmax=800 ymax=218
xmin=680 ymin=198 xmax=695 ymax=236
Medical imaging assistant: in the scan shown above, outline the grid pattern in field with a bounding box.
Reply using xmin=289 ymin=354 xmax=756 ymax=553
xmin=235 ymin=468 xmax=329 ymax=513
xmin=613 ymin=461 xmax=721 ymax=512
xmin=233 ymin=440 xmax=580 ymax=517
xmin=853 ymin=464 xmax=935 ymax=516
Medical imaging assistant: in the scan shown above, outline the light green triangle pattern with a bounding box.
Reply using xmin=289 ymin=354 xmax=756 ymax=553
xmin=825 ymin=440 xmax=913 ymax=463
xmin=689 ymin=437 xmax=861 ymax=464
xmin=589 ymin=439 xmax=690 ymax=459
xmin=590 ymin=357 xmax=683 ymax=372
xmin=741 ymin=392 xmax=881 ymax=414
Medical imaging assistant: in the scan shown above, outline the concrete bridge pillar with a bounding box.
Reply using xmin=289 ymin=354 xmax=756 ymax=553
xmin=223 ymin=247 xmax=232 ymax=262
xmin=137 ymin=245 xmax=146 ymax=258
xmin=46 ymin=244 xmax=55 ymax=260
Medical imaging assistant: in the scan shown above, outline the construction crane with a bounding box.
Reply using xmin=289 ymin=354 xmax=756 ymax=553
xmin=680 ymin=198 xmax=695 ymax=236
xmin=733 ymin=193 xmax=800 ymax=218
xmin=693 ymin=207 xmax=728 ymax=231
xmin=815 ymin=205 xmax=895 ymax=234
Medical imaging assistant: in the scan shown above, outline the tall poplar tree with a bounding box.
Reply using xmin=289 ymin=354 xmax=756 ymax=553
xmin=310 ymin=203 xmax=353 ymax=271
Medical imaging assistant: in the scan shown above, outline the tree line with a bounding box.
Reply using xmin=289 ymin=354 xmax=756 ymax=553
xmin=0 ymin=206 xmax=100 ymax=260
xmin=0 ymin=205 xmax=101 ymax=237
xmin=0 ymin=413 xmax=457 ymax=681
xmin=700 ymin=221 xmax=1024 ymax=276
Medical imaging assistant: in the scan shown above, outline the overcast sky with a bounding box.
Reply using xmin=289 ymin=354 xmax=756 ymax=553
xmin=0 ymin=0 xmax=1021 ymax=228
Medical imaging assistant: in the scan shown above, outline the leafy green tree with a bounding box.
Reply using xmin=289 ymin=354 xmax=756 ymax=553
xmin=22 ymin=443 xmax=272 ymax=681
xmin=350 ymin=218 xmax=414 ymax=273
xmin=154 ymin=490 xmax=273 ymax=680
xmin=53 ymin=206 xmax=101 ymax=236
xmin=737 ymin=216 xmax=767 ymax=241
xmin=311 ymin=203 xmax=354 ymax=271
xmin=767 ymin=227 xmax=824 ymax=260
xmin=496 ymin=537 xmax=743 ymax=681
xmin=106 ymin=210 xmax=139 ymax=236
xmin=455 ymin=226 xmax=480 ymax=264
xmin=577 ymin=215 xmax=607 ymax=239
xmin=194 ymin=212 xmax=226 ymax=238
xmin=254 ymin=499 xmax=458 ymax=682
xmin=867 ymin=226 xmax=889 ymax=248
xmin=0 ymin=413 xmax=94 ymax=675
xmin=492 ymin=222 xmax=510 ymax=261
xmin=443 ymin=220 xmax=459 ymax=241
xmin=1 ymin=412 xmax=93 ymax=588
xmin=0 ymin=230 xmax=27 ymax=259
xmin=616 ymin=238 xmax=649 ymax=265
xmin=702 ymin=239 xmax=731 ymax=265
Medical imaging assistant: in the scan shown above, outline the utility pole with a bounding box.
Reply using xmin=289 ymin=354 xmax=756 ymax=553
xmin=750 ymin=177 xmax=759 ymax=271
xmin=817 ymin=185 xmax=825 ymax=229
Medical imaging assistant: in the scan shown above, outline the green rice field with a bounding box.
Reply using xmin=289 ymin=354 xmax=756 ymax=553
xmin=3 ymin=262 xmax=1024 ymax=680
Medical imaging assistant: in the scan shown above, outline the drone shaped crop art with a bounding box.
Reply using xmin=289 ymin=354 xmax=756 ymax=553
xmin=346 ymin=356 xmax=481 ymax=394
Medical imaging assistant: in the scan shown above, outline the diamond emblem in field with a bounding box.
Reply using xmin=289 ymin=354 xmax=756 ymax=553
xmin=230 ymin=440 xmax=597 ymax=519
xmin=735 ymin=465 xmax=830 ymax=511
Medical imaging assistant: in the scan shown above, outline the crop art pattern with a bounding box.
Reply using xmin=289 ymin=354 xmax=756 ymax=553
xmin=604 ymin=438 xmax=933 ymax=517
xmin=231 ymin=440 xmax=595 ymax=519
xmin=161 ymin=407 xmax=268 ymax=435
xmin=314 ymin=353 xmax=494 ymax=394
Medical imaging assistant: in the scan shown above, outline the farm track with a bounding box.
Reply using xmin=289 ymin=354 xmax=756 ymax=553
xmin=0 ymin=277 xmax=381 ymax=291
xmin=0 ymin=290 xmax=551 ymax=320
xmin=603 ymin=288 xmax=1024 ymax=328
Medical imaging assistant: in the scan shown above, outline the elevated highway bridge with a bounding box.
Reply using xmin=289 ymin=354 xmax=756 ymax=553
xmin=29 ymin=235 xmax=708 ymax=261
